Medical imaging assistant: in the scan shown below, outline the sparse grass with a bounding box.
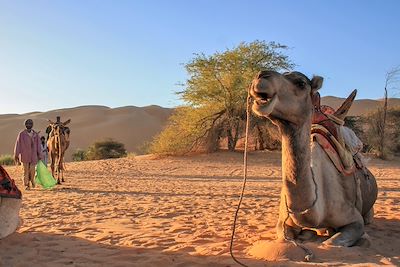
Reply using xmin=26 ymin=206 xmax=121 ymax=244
xmin=72 ymin=149 xmax=87 ymax=162
xmin=126 ymin=152 xmax=136 ymax=158
xmin=0 ymin=155 xmax=15 ymax=166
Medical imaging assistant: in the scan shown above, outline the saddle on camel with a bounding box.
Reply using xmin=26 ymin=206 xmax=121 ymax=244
xmin=0 ymin=166 xmax=21 ymax=199
xmin=311 ymin=90 xmax=374 ymax=212
xmin=0 ymin=165 xmax=22 ymax=239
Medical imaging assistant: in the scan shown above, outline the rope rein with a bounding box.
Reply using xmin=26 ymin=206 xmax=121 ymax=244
xmin=230 ymin=87 xmax=317 ymax=265
xmin=229 ymin=90 xmax=252 ymax=267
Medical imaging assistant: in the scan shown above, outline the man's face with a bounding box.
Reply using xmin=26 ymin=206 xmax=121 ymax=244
xmin=25 ymin=121 xmax=33 ymax=130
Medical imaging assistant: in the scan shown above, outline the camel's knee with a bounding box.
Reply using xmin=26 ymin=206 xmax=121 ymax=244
xmin=363 ymin=207 xmax=374 ymax=225
xmin=276 ymin=218 xmax=301 ymax=241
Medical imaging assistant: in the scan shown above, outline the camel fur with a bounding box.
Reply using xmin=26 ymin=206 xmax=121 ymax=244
xmin=0 ymin=197 xmax=22 ymax=239
xmin=47 ymin=118 xmax=71 ymax=184
xmin=249 ymin=70 xmax=378 ymax=247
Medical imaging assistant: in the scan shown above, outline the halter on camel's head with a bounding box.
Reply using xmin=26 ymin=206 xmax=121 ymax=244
xmin=249 ymin=70 xmax=357 ymax=126
xmin=47 ymin=117 xmax=71 ymax=139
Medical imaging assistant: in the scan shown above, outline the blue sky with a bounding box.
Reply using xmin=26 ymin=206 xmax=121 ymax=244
xmin=0 ymin=0 xmax=399 ymax=114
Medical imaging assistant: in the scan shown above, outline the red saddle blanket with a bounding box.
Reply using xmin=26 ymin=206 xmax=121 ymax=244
xmin=0 ymin=165 xmax=22 ymax=199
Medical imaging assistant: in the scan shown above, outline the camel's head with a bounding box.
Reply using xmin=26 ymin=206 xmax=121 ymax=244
xmin=250 ymin=70 xmax=323 ymax=126
xmin=47 ymin=119 xmax=71 ymax=138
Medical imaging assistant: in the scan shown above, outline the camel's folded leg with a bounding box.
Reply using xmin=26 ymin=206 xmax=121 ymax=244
xmin=323 ymin=219 xmax=364 ymax=247
xmin=0 ymin=197 xmax=22 ymax=239
xmin=363 ymin=207 xmax=374 ymax=225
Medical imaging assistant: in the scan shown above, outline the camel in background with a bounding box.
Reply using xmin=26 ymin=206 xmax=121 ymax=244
xmin=47 ymin=117 xmax=71 ymax=184
xmin=250 ymin=70 xmax=377 ymax=247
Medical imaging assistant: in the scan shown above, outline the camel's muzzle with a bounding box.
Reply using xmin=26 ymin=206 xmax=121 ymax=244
xmin=251 ymin=94 xmax=278 ymax=117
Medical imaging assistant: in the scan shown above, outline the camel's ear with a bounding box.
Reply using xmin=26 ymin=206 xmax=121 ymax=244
xmin=48 ymin=120 xmax=54 ymax=124
xmin=63 ymin=119 xmax=71 ymax=126
xmin=311 ymin=76 xmax=323 ymax=93
xmin=334 ymin=89 xmax=357 ymax=120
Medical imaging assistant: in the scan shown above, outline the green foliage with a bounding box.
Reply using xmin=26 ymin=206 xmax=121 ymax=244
xmin=126 ymin=152 xmax=136 ymax=158
xmin=150 ymin=106 xmax=211 ymax=155
xmin=72 ymin=149 xmax=87 ymax=162
xmin=151 ymin=40 xmax=293 ymax=155
xmin=85 ymin=139 xmax=127 ymax=160
xmin=0 ymin=155 xmax=14 ymax=166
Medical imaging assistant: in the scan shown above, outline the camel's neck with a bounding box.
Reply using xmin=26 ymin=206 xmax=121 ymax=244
xmin=279 ymin=118 xmax=315 ymax=210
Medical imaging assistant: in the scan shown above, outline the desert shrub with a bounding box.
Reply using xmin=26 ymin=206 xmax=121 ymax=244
xmin=85 ymin=139 xmax=127 ymax=160
xmin=0 ymin=155 xmax=14 ymax=166
xmin=72 ymin=149 xmax=87 ymax=162
xmin=252 ymin=117 xmax=281 ymax=151
xmin=126 ymin=152 xmax=136 ymax=158
xmin=136 ymin=141 xmax=151 ymax=155
xmin=344 ymin=116 xmax=364 ymax=139
xmin=364 ymin=107 xmax=400 ymax=157
xmin=149 ymin=106 xmax=213 ymax=155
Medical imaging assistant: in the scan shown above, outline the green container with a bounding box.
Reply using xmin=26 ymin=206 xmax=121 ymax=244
xmin=35 ymin=161 xmax=57 ymax=189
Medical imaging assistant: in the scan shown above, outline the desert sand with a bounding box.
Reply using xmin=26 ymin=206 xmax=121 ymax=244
xmin=0 ymin=151 xmax=399 ymax=266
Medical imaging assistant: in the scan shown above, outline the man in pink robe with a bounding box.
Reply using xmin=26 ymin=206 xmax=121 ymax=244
xmin=14 ymin=119 xmax=43 ymax=190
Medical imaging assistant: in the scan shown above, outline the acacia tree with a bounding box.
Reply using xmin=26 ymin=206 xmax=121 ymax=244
xmin=150 ymin=41 xmax=293 ymax=155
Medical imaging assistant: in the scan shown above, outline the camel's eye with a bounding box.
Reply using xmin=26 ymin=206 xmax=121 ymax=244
xmin=295 ymin=80 xmax=306 ymax=89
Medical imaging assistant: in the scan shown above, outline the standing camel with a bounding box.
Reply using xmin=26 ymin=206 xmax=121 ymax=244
xmin=249 ymin=70 xmax=377 ymax=246
xmin=47 ymin=117 xmax=71 ymax=184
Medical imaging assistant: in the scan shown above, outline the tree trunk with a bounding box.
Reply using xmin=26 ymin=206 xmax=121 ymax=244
xmin=256 ymin=125 xmax=265 ymax=150
xmin=379 ymin=87 xmax=388 ymax=159
xmin=227 ymin=120 xmax=240 ymax=151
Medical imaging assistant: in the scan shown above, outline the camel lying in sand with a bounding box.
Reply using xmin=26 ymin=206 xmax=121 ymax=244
xmin=250 ymin=70 xmax=377 ymax=246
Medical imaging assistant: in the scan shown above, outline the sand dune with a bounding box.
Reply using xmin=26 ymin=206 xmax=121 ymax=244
xmin=321 ymin=96 xmax=400 ymax=116
xmin=1 ymin=151 xmax=399 ymax=266
xmin=0 ymin=105 xmax=173 ymax=161
xmin=1 ymin=97 xmax=399 ymax=162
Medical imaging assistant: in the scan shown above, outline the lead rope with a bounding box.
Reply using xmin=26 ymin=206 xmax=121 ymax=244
xmin=229 ymin=89 xmax=252 ymax=267
xmin=230 ymin=87 xmax=316 ymax=266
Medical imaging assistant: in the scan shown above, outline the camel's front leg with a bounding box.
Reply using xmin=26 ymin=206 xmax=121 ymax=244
xmin=276 ymin=192 xmax=301 ymax=241
xmin=323 ymin=219 xmax=364 ymax=247
xmin=60 ymin=155 xmax=65 ymax=183
xmin=50 ymin=156 xmax=55 ymax=178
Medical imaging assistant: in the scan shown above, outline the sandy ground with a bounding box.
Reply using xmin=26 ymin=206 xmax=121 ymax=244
xmin=0 ymin=151 xmax=399 ymax=267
